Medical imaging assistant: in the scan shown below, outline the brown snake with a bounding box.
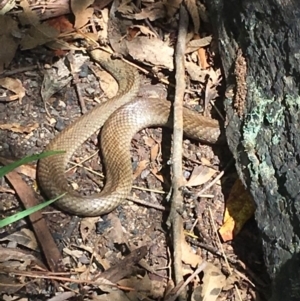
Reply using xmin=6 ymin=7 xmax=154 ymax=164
xmin=38 ymin=49 xmax=224 ymax=216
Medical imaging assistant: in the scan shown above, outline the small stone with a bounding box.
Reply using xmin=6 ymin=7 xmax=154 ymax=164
xmin=54 ymin=118 xmax=65 ymax=131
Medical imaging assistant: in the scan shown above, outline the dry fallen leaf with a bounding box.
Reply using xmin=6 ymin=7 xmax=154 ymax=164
xmin=0 ymin=122 xmax=38 ymax=134
xmin=150 ymin=143 xmax=160 ymax=162
xmin=71 ymin=0 xmax=94 ymax=29
xmin=186 ymin=0 xmax=200 ymax=33
xmin=204 ymin=68 xmax=222 ymax=110
xmin=150 ymin=165 xmax=164 ymax=183
xmin=186 ymin=165 xmax=217 ymax=187
xmin=143 ymin=136 xmax=156 ymax=147
xmin=46 ymin=15 xmax=74 ymax=33
xmin=132 ymin=2 xmax=166 ymax=21
xmin=107 ymin=214 xmax=127 ymax=245
xmin=133 ymin=159 xmax=149 ymax=180
xmin=14 ymin=164 xmax=36 ymax=179
xmin=119 ymin=273 xmax=165 ymax=300
xmin=18 ymin=0 xmax=59 ymax=48
xmin=219 ymin=178 xmax=256 ymax=241
xmin=165 ymin=0 xmax=182 ymax=18
xmin=185 ymin=61 xmax=208 ymax=83
xmin=192 ymin=262 xmax=226 ymax=301
xmin=0 ymin=77 xmax=26 ymax=102
xmin=0 ymin=246 xmax=46 ymax=294
xmin=198 ymin=47 xmax=210 ymax=70
xmin=127 ymin=36 xmax=174 ymax=70
xmin=181 ymin=227 xmax=202 ymax=268
xmin=0 ymin=229 xmax=38 ymax=251
xmin=186 ymin=36 xmax=212 ymax=54
xmin=128 ymin=25 xmax=157 ymax=39
xmin=41 ymin=58 xmax=72 ymax=102
xmin=80 ymin=217 xmax=99 ymax=242
xmin=20 ymin=22 xmax=60 ymax=50
xmin=0 ymin=15 xmax=19 ymax=72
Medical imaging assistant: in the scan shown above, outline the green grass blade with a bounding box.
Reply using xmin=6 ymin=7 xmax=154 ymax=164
xmin=0 ymin=193 xmax=66 ymax=228
xmin=0 ymin=150 xmax=65 ymax=178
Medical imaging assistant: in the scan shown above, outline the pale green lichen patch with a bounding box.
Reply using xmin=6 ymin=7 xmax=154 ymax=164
xmin=258 ymin=161 xmax=276 ymax=187
xmin=242 ymin=82 xmax=280 ymax=182
xmin=242 ymin=82 xmax=274 ymax=151
xmin=285 ymin=94 xmax=300 ymax=111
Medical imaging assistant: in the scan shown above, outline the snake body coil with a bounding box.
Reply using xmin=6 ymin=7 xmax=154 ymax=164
xmin=38 ymin=49 xmax=223 ymax=216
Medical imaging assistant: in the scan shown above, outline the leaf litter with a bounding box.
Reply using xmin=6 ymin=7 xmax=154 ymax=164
xmin=0 ymin=0 xmax=264 ymax=300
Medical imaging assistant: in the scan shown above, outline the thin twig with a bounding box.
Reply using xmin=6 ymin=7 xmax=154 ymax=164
xmin=164 ymin=261 xmax=207 ymax=301
xmin=168 ymin=5 xmax=189 ymax=301
xmin=68 ymin=51 xmax=87 ymax=114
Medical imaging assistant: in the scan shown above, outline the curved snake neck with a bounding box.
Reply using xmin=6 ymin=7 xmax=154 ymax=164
xmin=37 ymin=49 xmax=223 ymax=216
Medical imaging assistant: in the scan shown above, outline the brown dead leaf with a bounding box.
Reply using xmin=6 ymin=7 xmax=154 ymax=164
xmin=185 ymin=61 xmax=207 ymax=83
xmin=133 ymin=159 xmax=149 ymax=180
xmin=18 ymin=0 xmax=39 ymax=25
xmin=0 ymin=122 xmax=38 ymax=134
xmin=0 ymin=229 xmax=38 ymax=251
xmin=20 ymin=22 xmax=59 ymax=50
xmin=0 ymin=77 xmax=26 ymax=102
xmin=63 ymin=247 xmax=85 ymax=259
xmin=128 ymin=25 xmax=157 ymax=39
xmin=0 ymin=273 xmax=24 ymax=295
xmin=219 ymin=179 xmax=255 ymax=241
xmin=204 ymin=69 xmax=222 ymax=110
xmin=186 ymin=0 xmax=200 ymax=33
xmin=192 ymin=262 xmax=226 ymax=301
xmin=200 ymin=157 xmax=211 ymax=166
xmin=150 ymin=166 xmax=164 ymax=183
xmin=0 ymin=187 xmax=15 ymax=194
xmin=0 ymin=15 xmax=19 ymax=72
xmin=0 ymin=246 xmax=46 ymax=294
xmin=143 ymin=136 xmax=156 ymax=147
xmin=186 ymin=36 xmax=212 ymax=54
xmin=116 ymin=1 xmax=135 ymax=15
xmin=80 ymin=217 xmax=98 ymax=242
xmin=46 ymin=15 xmax=74 ymax=33
xmin=150 ymin=143 xmax=160 ymax=162
xmin=0 ymin=246 xmax=46 ymax=269
xmin=18 ymin=0 xmax=59 ymax=48
xmin=198 ymin=47 xmax=210 ymax=70
xmin=128 ymin=36 xmax=174 ymax=70
xmin=78 ymin=243 xmax=110 ymax=270
xmin=41 ymin=58 xmax=72 ymax=102
xmin=165 ymin=0 xmax=182 ymax=18
xmin=132 ymin=2 xmax=166 ymax=21
xmin=182 ymin=228 xmax=202 ymax=268
xmin=107 ymin=214 xmax=126 ymax=244
xmin=186 ymin=165 xmax=217 ymax=187
xmin=119 ymin=273 xmax=165 ymax=300
xmin=71 ymin=0 xmax=94 ymax=29
xmin=14 ymin=164 xmax=36 ymax=179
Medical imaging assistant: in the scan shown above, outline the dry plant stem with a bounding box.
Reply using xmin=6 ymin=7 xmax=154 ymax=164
xmin=127 ymin=196 xmax=165 ymax=211
xmin=0 ymin=65 xmax=38 ymax=76
xmin=169 ymin=5 xmax=189 ymax=301
xmin=165 ymin=261 xmax=207 ymax=301
xmin=47 ymin=292 xmax=76 ymax=301
xmin=68 ymin=51 xmax=87 ymax=114
xmin=208 ymin=207 xmax=243 ymax=300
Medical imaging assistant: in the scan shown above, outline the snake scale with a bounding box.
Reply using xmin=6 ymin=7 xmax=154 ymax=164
xmin=38 ymin=49 xmax=224 ymax=216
